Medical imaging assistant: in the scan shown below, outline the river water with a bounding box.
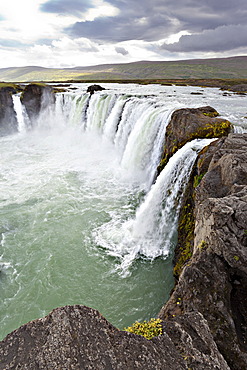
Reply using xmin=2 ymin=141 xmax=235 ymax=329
xmin=0 ymin=83 xmax=246 ymax=340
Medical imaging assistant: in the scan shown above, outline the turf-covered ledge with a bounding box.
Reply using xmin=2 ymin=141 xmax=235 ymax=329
xmin=157 ymin=106 xmax=232 ymax=174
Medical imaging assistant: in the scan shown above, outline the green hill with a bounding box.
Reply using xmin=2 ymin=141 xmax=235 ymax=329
xmin=0 ymin=56 xmax=247 ymax=82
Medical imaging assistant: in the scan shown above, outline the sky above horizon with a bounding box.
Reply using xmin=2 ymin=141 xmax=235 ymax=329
xmin=0 ymin=0 xmax=246 ymax=68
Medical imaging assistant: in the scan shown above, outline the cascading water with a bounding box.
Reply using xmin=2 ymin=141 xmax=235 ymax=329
xmin=1 ymin=83 xmax=239 ymax=341
xmin=12 ymin=94 xmax=30 ymax=133
xmin=50 ymin=92 xmax=174 ymax=186
xmin=95 ymin=138 xmax=215 ymax=273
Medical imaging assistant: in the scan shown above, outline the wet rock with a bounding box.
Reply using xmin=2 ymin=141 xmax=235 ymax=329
xmin=158 ymin=106 xmax=232 ymax=172
xmin=0 ymin=305 xmax=186 ymax=370
xmin=0 ymin=86 xmax=18 ymax=136
xmin=87 ymin=84 xmax=105 ymax=95
xmin=21 ymin=83 xmax=55 ymax=125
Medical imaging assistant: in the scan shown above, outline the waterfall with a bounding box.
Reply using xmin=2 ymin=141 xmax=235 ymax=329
xmin=95 ymin=138 xmax=215 ymax=273
xmin=120 ymin=105 xmax=174 ymax=186
xmin=2 ymin=84 xmax=241 ymax=339
xmin=33 ymin=92 xmax=173 ymax=186
xmin=12 ymin=89 xmax=214 ymax=273
xmin=12 ymin=95 xmax=30 ymax=133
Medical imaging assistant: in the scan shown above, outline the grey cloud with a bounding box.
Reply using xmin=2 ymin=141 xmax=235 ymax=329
xmin=115 ymin=46 xmax=128 ymax=55
xmin=40 ymin=0 xmax=93 ymax=16
xmin=67 ymin=14 xmax=175 ymax=42
xmin=65 ymin=0 xmax=247 ymax=44
xmin=161 ymin=24 xmax=247 ymax=52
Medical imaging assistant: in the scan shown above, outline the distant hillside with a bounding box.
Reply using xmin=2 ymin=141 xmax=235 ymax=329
xmin=0 ymin=56 xmax=247 ymax=82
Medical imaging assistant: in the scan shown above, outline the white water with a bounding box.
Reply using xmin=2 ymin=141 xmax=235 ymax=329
xmin=48 ymin=92 xmax=175 ymax=186
xmin=10 ymin=85 xmax=246 ymax=268
xmin=1 ymin=82 xmax=245 ymax=340
xmin=95 ymin=138 xmax=214 ymax=272
xmin=12 ymin=94 xmax=30 ymax=133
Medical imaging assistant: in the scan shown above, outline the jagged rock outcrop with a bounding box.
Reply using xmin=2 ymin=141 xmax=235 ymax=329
xmin=158 ymin=106 xmax=232 ymax=173
xmin=21 ymin=83 xmax=55 ymax=125
xmin=86 ymin=84 xmax=105 ymax=95
xmin=0 ymin=305 xmax=186 ymax=370
xmin=159 ymin=134 xmax=247 ymax=370
xmin=0 ymin=86 xmax=18 ymax=136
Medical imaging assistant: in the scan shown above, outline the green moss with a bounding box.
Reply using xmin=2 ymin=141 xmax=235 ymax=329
xmin=192 ymin=119 xmax=232 ymax=139
xmin=203 ymin=111 xmax=219 ymax=117
xmin=124 ymin=318 xmax=163 ymax=340
xmin=193 ymin=172 xmax=206 ymax=188
xmin=0 ymin=82 xmax=23 ymax=92
xmin=157 ymin=155 xmax=169 ymax=174
xmin=233 ymin=255 xmax=240 ymax=262
xmin=158 ymin=118 xmax=231 ymax=176
xmin=197 ymin=240 xmax=207 ymax=250
xmin=174 ymin=203 xmax=195 ymax=278
xmin=174 ymin=242 xmax=193 ymax=277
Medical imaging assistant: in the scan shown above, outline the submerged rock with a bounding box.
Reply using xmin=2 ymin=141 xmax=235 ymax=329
xmin=160 ymin=134 xmax=247 ymax=370
xmin=21 ymin=83 xmax=55 ymax=125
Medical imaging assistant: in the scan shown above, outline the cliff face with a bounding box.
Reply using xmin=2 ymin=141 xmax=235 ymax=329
xmin=21 ymin=83 xmax=55 ymax=125
xmin=0 ymin=304 xmax=231 ymax=370
xmin=159 ymin=134 xmax=247 ymax=369
xmin=0 ymin=83 xmax=56 ymax=135
xmin=0 ymin=86 xmax=18 ymax=136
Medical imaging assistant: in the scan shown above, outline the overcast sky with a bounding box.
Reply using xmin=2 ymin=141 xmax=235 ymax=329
xmin=0 ymin=0 xmax=246 ymax=68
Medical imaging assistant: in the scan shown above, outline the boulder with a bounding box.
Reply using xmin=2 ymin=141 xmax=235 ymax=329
xmin=0 ymin=305 xmax=186 ymax=370
xmin=158 ymin=106 xmax=232 ymax=173
xmin=21 ymin=83 xmax=55 ymax=125
xmin=86 ymin=84 xmax=105 ymax=95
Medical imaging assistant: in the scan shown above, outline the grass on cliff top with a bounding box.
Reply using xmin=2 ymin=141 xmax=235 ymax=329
xmin=0 ymin=82 xmax=21 ymax=89
xmin=1 ymin=57 xmax=247 ymax=82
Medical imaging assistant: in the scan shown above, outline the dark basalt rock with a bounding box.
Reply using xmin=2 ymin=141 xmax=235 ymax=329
xmin=158 ymin=106 xmax=232 ymax=173
xmin=0 ymin=305 xmax=186 ymax=370
xmin=160 ymin=134 xmax=247 ymax=370
xmin=21 ymin=83 xmax=55 ymax=125
xmin=87 ymin=84 xmax=105 ymax=95
xmin=0 ymin=86 xmax=18 ymax=136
